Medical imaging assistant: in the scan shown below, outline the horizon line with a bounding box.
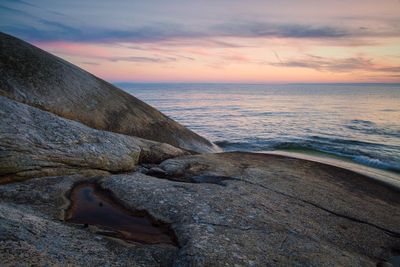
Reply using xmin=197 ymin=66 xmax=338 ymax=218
xmin=113 ymin=81 xmax=400 ymax=86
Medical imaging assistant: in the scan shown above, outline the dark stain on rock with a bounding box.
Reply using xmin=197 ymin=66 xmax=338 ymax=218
xmin=190 ymin=175 xmax=233 ymax=185
xmin=145 ymin=167 xmax=233 ymax=186
xmin=143 ymin=163 xmax=234 ymax=186
xmin=65 ymin=182 xmax=179 ymax=246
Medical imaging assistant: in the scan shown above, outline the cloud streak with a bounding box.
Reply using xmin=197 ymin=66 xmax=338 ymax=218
xmin=2 ymin=3 xmax=400 ymax=45
xmin=107 ymin=56 xmax=178 ymax=63
xmin=213 ymin=22 xmax=350 ymax=39
xmin=7 ymin=21 xmax=397 ymax=43
xmin=1 ymin=0 xmax=399 ymax=82
xmin=270 ymin=54 xmax=400 ymax=73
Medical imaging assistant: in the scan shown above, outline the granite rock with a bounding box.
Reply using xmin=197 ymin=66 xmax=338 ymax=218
xmin=0 ymin=153 xmax=399 ymax=266
xmin=0 ymin=96 xmax=187 ymax=183
xmin=0 ymin=32 xmax=219 ymax=153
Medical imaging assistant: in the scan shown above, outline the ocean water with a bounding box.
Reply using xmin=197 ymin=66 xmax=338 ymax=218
xmin=119 ymin=83 xmax=400 ymax=173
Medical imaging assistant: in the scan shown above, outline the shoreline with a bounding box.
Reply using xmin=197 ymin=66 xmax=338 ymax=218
xmin=264 ymin=150 xmax=400 ymax=190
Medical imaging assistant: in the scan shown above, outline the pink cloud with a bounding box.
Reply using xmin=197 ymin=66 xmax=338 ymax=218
xmin=33 ymin=41 xmax=112 ymax=58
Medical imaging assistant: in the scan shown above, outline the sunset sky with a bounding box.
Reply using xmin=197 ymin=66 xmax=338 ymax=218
xmin=1 ymin=0 xmax=400 ymax=83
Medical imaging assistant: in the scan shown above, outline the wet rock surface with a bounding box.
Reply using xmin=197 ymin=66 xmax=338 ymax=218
xmin=0 ymin=203 xmax=178 ymax=267
xmin=0 ymin=175 xmax=179 ymax=267
xmin=66 ymin=182 xmax=179 ymax=246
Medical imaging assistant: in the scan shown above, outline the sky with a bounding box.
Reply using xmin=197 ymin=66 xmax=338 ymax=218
xmin=1 ymin=0 xmax=400 ymax=83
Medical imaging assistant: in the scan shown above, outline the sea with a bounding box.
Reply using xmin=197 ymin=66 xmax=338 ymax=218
xmin=118 ymin=83 xmax=400 ymax=174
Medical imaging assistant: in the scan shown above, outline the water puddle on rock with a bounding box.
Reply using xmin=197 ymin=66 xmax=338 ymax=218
xmin=65 ymin=183 xmax=178 ymax=246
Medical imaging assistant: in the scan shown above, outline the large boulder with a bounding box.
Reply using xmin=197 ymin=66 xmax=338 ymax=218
xmin=0 ymin=32 xmax=219 ymax=153
xmin=0 ymin=96 xmax=187 ymax=183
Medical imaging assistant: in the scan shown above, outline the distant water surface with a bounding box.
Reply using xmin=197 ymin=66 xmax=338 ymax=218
xmin=119 ymin=83 xmax=400 ymax=174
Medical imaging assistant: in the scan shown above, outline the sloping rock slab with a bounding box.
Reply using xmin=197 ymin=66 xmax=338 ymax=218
xmin=0 ymin=32 xmax=219 ymax=153
xmin=0 ymin=153 xmax=399 ymax=266
xmin=103 ymin=153 xmax=400 ymax=266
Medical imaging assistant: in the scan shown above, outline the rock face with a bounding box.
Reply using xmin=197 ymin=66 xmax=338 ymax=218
xmin=0 ymin=153 xmax=399 ymax=266
xmin=0 ymin=32 xmax=219 ymax=153
xmin=0 ymin=96 xmax=187 ymax=183
xmin=0 ymin=175 xmax=179 ymax=267
xmin=0 ymin=32 xmax=399 ymax=267
xmin=113 ymin=153 xmax=400 ymax=266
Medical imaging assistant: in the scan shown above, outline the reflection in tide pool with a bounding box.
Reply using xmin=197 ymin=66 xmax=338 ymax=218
xmin=120 ymin=83 xmax=400 ymax=174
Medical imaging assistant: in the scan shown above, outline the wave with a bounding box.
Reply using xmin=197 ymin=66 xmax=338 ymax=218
xmin=353 ymin=155 xmax=400 ymax=171
xmin=258 ymin=111 xmax=296 ymax=117
xmin=215 ymin=139 xmax=400 ymax=173
xmin=345 ymin=119 xmax=400 ymax=138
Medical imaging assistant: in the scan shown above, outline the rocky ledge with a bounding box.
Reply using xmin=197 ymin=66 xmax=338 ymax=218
xmin=0 ymin=32 xmax=399 ymax=267
xmin=0 ymin=96 xmax=187 ymax=183
xmin=0 ymin=152 xmax=399 ymax=266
